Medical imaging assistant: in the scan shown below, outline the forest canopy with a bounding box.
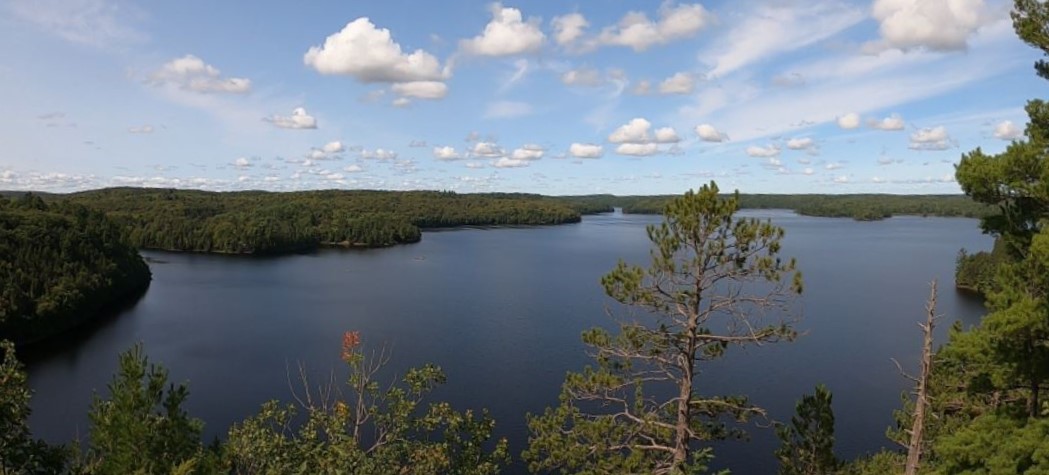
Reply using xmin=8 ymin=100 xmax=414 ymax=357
xmin=0 ymin=194 xmax=151 ymax=344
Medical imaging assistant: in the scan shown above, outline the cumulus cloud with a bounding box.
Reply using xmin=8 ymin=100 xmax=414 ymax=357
xmin=833 ymin=175 xmax=850 ymax=184
xmin=607 ymin=118 xmax=652 ymax=143
xmin=654 ymin=127 xmax=681 ymax=143
xmin=561 ymin=67 xmax=604 ymax=86
xmin=551 ymin=12 xmax=589 ymax=47
xmin=867 ymin=0 xmax=992 ymax=52
xmin=615 ymin=143 xmax=661 ymax=156
xmin=993 ymin=120 xmax=1023 ymax=140
xmin=597 ymin=2 xmax=713 ymax=51
xmin=361 ymin=148 xmax=398 ymax=160
xmin=825 ymin=162 xmax=843 ymax=170
xmin=304 ymin=18 xmax=445 ymax=83
xmin=695 ymin=124 xmax=728 ymax=142
xmin=658 ymin=72 xmax=695 ymax=94
xmin=746 ymin=144 xmax=781 ymax=157
xmin=149 ymin=55 xmax=251 ymax=94
xmin=494 ymin=157 xmax=531 ymax=168
xmin=909 ymin=126 xmax=953 ymax=150
xmin=460 ymin=4 xmax=545 ymax=56
xmin=632 ymin=80 xmax=653 ymax=95
xmin=471 ymin=142 xmax=505 ymax=158
xmin=322 ymin=141 xmax=345 ymax=154
xmin=869 ymin=113 xmax=905 ymax=130
xmin=390 ymin=81 xmax=448 ymax=99
xmin=786 ymin=137 xmax=815 ymax=150
xmin=569 ymin=143 xmax=603 ymax=158
xmin=510 ymin=144 xmax=544 ymax=160
xmin=392 ymin=97 xmax=412 ymax=108
xmin=264 ymin=107 xmax=318 ymax=129
xmin=483 ymin=100 xmax=533 ymax=119
xmin=433 ymin=146 xmax=462 ymax=160
xmin=344 ymin=164 xmax=364 ymax=173
xmin=233 ymin=157 xmax=252 ymax=168
xmin=128 ymin=125 xmax=154 ymax=134
xmin=837 ymin=112 xmax=861 ymax=129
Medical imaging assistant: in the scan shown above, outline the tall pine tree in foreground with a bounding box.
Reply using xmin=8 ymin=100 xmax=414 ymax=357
xmin=524 ymin=182 xmax=802 ymax=474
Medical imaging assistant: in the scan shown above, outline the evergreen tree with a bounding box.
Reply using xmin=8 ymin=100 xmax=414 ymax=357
xmin=524 ymin=182 xmax=802 ymax=474
xmin=775 ymin=385 xmax=839 ymax=475
xmin=0 ymin=340 xmax=67 ymax=474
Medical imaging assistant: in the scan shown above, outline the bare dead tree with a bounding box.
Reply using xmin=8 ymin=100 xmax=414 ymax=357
xmin=892 ymin=280 xmax=941 ymax=475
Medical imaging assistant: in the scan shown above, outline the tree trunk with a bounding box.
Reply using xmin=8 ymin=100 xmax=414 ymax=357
xmin=904 ymin=281 xmax=938 ymax=475
xmin=1030 ymin=375 xmax=1040 ymax=419
xmin=672 ymin=308 xmax=700 ymax=470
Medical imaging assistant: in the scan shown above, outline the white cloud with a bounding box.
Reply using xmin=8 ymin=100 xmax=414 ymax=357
xmin=993 ymin=120 xmax=1023 ymax=140
xmin=868 ymin=0 xmax=992 ymax=52
xmin=465 ymin=161 xmax=486 ymax=169
xmin=561 ymin=67 xmax=604 ymax=86
xmin=869 ymin=113 xmax=905 ymax=130
xmin=128 ymin=125 xmax=154 ymax=134
xmin=494 ymin=157 xmax=531 ymax=168
xmin=510 ymin=144 xmax=544 ymax=160
xmin=471 ymin=142 xmax=504 ymax=158
xmin=615 ymin=143 xmax=661 ymax=156
xmin=654 ymin=127 xmax=681 ymax=143
xmin=569 ymin=143 xmax=603 ymax=158
xmin=786 ymin=137 xmax=815 ymax=150
xmin=233 ymin=157 xmax=252 ymax=168
xmin=597 ymin=2 xmax=713 ymax=52
xmin=695 ymin=124 xmax=728 ymax=142
xmin=746 ymin=144 xmax=780 ymax=157
xmin=265 ymin=107 xmax=318 ymax=129
xmin=701 ymin=2 xmax=865 ymax=77
xmin=460 ymin=4 xmax=545 ymax=56
xmin=833 ymin=175 xmax=850 ymax=184
xmin=837 ymin=112 xmax=861 ymax=129
xmin=909 ymin=125 xmax=953 ymax=150
xmin=391 ymin=81 xmax=448 ymax=99
xmin=304 ymin=18 xmax=445 ymax=82
xmin=608 ymin=118 xmax=654 ymax=143
xmin=483 ymin=100 xmax=533 ymax=119
xmin=433 ymin=146 xmax=462 ymax=160
xmin=803 ymin=167 xmax=815 ymax=175
xmin=344 ymin=164 xmax=364 ymax=173
xmin=658 ymin=72 xmax=695 ymax=94
xmin=392 ymin=97 xmax=412 ymax=108
xmin=322 ymin=141 xmax=345 ymax=154
xmin=361 ymin=148 xmax=398 ymax=160
xmin=552 ymin=13 xmax=588 ymax=47
xmin=825 ymin=162 xmax=843 ymax=170
xmin=149 ymin=55 xmax=251 ymax=94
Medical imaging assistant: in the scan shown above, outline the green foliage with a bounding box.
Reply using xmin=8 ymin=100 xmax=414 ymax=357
xmin=0 ymin=340 xmax=68 ymax=474
xmin=931 ymin=412 xmax=1049 ymax=474
xmin=63 ymin=188 xmax=584 ymax=254
xmin=955 ymin=238 xmax=1014 ymax=296
xmin=525 ymin=182 xmax=802 ymax=474
xmin=775 ymin=385 xmax=840 ymax=475
xmin=82 ymin=344 xmax=218 ymax=474
xmin=0 ymin=194 xmax=151 ymax=344
xmin=838 ymin=451 xmax=904 ymax=475
xmin=226 ymin=333 xmax=509 ymax=474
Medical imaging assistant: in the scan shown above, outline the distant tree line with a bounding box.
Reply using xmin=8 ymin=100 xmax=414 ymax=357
xmin=619 ymin=194 xmax=994 ymax=221
xmin=61 ymin=188 xmax=584 ymax=254
xmin=0 ymin=194 xmax=151 ymax=344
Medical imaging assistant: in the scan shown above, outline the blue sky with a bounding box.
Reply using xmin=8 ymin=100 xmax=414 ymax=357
xmin=0 ymin=0 xmax=1041 ymax=195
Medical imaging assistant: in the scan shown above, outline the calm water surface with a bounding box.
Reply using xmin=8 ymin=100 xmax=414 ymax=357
xmin=25 ymin=211 xmax=991 ymax=472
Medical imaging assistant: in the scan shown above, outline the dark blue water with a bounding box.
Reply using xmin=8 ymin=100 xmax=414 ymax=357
xmin=24 ymin=211 xmax=991 ymax=472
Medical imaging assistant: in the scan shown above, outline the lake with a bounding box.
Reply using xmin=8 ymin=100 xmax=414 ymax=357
xmin=23 ymin=210 xmax=991 ymax=473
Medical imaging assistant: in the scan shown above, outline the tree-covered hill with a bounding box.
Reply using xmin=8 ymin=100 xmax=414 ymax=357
xmin=0 ymin=195 xmax=151 ymax=344
xmin=62 ymin=188 xmax=584 ymax=254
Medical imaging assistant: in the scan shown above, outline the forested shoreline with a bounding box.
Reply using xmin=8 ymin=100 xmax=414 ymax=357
xmin=0 ymin=195 xmax=151 ymax=345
